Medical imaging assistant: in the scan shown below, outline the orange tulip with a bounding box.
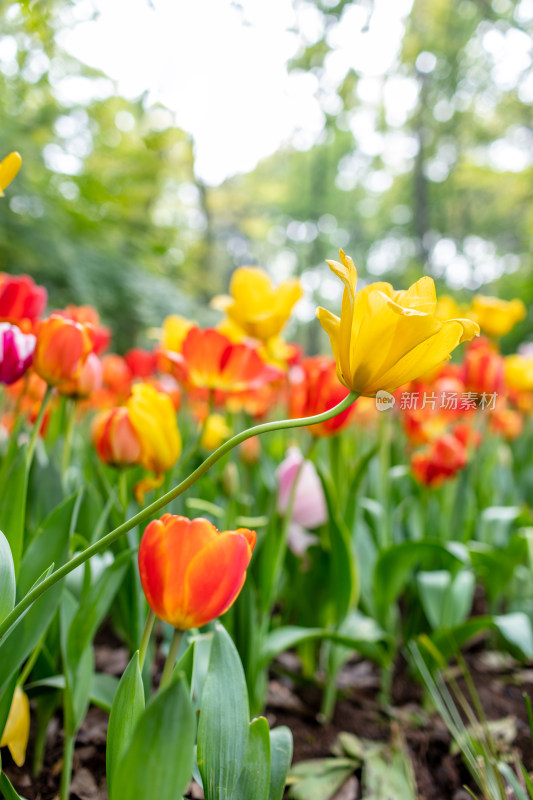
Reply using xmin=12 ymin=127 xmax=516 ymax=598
xmin=490 ymin=406 xmax=523 ymax=441
xmin=167 ymin=327 xmax=281 ymax=394
xmin=33 ymin=314 xmax=93 ymax=387
xmin=91 ymin=407 xmax=142 ymax=467
xmin=289 ymin=356 xmax=353 ymax=437
xmin=57 ymin=304 xmax=111 ymax=355
xmin=138 ymin=514 xmax=256 ymax=629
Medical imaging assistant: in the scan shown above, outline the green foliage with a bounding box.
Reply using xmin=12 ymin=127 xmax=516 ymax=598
xmin=197 ymin=625 xmax=250 ymax=800
xmin=106 ymin=652 xmax=145 ymax=800
xmin=113 ymin=673 xmax=195 ymax=800
xmin=0 ymin=532 xmax=16 ymax=625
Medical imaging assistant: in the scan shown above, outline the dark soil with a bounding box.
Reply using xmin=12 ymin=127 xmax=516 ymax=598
xmin=4 ymin=637 xmax=533 ymax=800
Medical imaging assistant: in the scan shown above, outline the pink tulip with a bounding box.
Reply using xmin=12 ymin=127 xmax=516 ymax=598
xmin=0 ymin=323 xmax=35 ymax=384
xmin=277 ymin=447 xmax=327 ymax=554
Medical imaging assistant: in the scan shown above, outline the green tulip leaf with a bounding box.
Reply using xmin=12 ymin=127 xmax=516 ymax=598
xmin=107 ymin=651 xmax=145 ymax=800
xmin=197 ymin=624 xmax=250 ymax=800
xmin=0 ymin=531 xmax=16 ymax=625
xmin=114 ymin=673 xmax=195 ymax=800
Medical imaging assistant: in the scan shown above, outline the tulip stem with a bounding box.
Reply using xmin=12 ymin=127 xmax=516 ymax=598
xmin=0 ymin=392 xmax=357 ymax=645
xmin=160 ymin=628 xmax=183 ymax=689
xmin=268 ymin=437 xmax=317 ymax=612
xmin=61 ymin=398 xmax=76 ymax=485
xmin=378 ymin=408 xmax=392 ymax=549
xmin=26 ymin=385 xmax=53 ymax=470
xmin=59 ymin=732 xmax=75 ymax=800
xmin=139 ymin=609 xmax=156 ymax=671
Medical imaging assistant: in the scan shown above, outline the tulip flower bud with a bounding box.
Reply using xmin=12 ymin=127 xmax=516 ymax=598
xmin=200 ymin=413 xmax=232 ymax=451
xmin=277 ymin=447 xmax=328 ymax=530
xmin=91 ymin=407 xmax=142 ymax=467
xmin=138 ymin=514 xmax=256 ymax=629
xmin=240 ymin=435 xmax=261 ymax=465
xmin=0 ymin=323 xmax=35 ymax=384
xmin=222 ymin=461 xmax=239 ymax=497
xmin=33 ymin=314 xmax=92 ymax=387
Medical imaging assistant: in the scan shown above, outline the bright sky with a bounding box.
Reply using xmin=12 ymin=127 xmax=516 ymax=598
xmin=59 ymin=0 xmax=414 ymax=184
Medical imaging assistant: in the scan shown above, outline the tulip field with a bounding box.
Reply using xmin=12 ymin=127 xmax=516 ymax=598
xmin=1 ymin=152 xmax=533 ymax=800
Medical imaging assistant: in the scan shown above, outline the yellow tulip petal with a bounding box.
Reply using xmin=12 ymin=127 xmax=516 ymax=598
xmin=455 ymin=317 xmax=481 ymax=344
xmin=0 ymin=687 xmax=30 ymax=767
xmin=368 ymin=319 xmax=470 ymax=394
xmin=230 ymin=267 xmax=272 ymax=304
xmin=128 ymin=384 xmax=181 ymax=475
xmin=316 ymin=306 xmax=346 ymax=386
xmin=393 ymin=276 xmax=437 ymax=315
xmin=349 ymin=289 xmax=440 ymax=392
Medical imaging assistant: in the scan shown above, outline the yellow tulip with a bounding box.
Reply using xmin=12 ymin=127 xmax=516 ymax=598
xmin=200 ymin=414 xmax=232 ymax=451
xmin=161 ymin=314 xmax=194 ymax=352
xmin=317 ymin=250 xmax=479 ymax=397
xmin=0 ymin=152 xmax=22 ymax=196
xmin=470 ymin=295 xmax=526 ymax=338
xmin=0 ymin=687 xmax=30 ymax=767
xmin=213 ymin=266 xmax=303 ymax=342
xmin=127 ymin=383 xmax=181 ymax=475
xmin=505 ymin=354 xmax=533 ymax=393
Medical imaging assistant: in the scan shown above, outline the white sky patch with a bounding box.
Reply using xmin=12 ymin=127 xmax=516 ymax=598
xmin=59 ymin=0 xmax=413 ymax=184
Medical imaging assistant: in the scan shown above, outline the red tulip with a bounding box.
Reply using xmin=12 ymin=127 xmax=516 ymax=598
xmin=0 ymin=274 xmax=47 ymax=329
xmin=289 ymin=356 xmax=353 ymax=437
xmin=462 ymin=337 xmax=505 ymax=397
xmin=124 ymin=348 xmax=157 ymax=378
xmin=411 ymin=433 xmax=468 ymax=487
xmin=138 ymin=514 xmax=256 ymax=629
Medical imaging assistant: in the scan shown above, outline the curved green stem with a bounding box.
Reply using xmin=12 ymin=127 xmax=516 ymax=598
xmin=61 ymin=398 xmax=76 ymax=483
xmin=0 ymin=391 xmax=357 ymax=644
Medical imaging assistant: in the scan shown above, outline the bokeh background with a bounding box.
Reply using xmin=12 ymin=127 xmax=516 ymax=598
xmin=0 ymin=0 xmax=531 ymax=353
